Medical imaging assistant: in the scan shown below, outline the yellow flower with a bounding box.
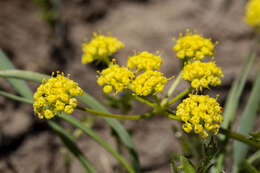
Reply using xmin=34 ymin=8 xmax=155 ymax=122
xmin=176 ymin=94 xmax=223 ymax=139
xmin=130 ymin=70 xmax=167 ymax=96
xmin=182 ymin=61 xmax=223 ymax=90
xmin=127 ymin=51 xmax=162 ymax=72
xmin=81 ymin=33 xmax=125 ymax=64
xmin=33 ymin=72 xmax=83 ymax=119
xmin=245 ymin=0 xmax=260 ymax=28
xmin=173 ymin=29 xmax=216 ymax=60
xmin=97 ymin=64 xmax=134 ymax=94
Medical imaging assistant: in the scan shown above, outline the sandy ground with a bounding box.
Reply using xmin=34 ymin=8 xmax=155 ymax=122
xmin=0 ymin=0 xmax=259 ymax=172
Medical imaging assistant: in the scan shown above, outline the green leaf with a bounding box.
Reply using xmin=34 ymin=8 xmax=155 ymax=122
xmin=0 ymin=50 xmax=33 ymax=99
xmin=0 ymin=69 xmax=140 ymax=172
xmin=59 ymin=113 xmax=136 ymax=173
xmin=0 ymin=51 xmax=96 ymax=172
xmin=249 ymin=131 xmax=260 ymax=141
xmin=48 ymin=120 xmax=96 ymax=173
xmin=222 ymin=51 xmax=256 ymax=129
xmin=180 ymin=156 xmax=196 ymax=173
xmin=171 ymin=159 xmax=180 ymax=173
xmin=214 ymin=43 xmax=257 ymax=173
xmin=0 ymin=90 xmax=135 ymax=173
xmin=232 ymin=69 xmax=260 ymax=173
xmin=242 ymin=160 xmax=260 ymax=173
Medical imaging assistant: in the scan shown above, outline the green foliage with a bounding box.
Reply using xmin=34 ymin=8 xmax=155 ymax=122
xmin=232 ymin=69 xmax=260 ymax=173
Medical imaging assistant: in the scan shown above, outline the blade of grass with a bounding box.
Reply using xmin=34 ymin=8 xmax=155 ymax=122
xmin=0 ymin=51 xmax=96 ymax=172
xmin=48 ymin=120 xmax=96 ymax=173
xmin=214 ymin=37 xmax=258 ymax=173
xmin=59 ymin=113 xmax=136 ymax=173
xmin=0 ymin=90 xmax=135 ymax=173
xmin=0 ymin=50 xmax=33 ymax=99
xmin=0 ymin=69 xmax=140 ymax=172
xmin=232 ymin=69 xmax=260 ymax=173
xmin=180 ymin=155 xmax=196 ymax=173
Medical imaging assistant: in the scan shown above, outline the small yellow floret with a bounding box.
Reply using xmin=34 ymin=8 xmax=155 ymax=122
xmin=173 ymin=29 xmax=216 ymax=60
xmin=176 ymin=94 xmax=223 ymax=139
xmin=245 ymin=0 xmax=260 ymax=28
xmin=182 ymin=61 xmax=223 ymax=90
xmin=130 ymin=70 xmax=167 ymax=96
xmin=81 ymin=33 xmax=124 ymax=64
xmin=127 ymin=51 xmax=162 ymax=72
xmin=97 ymin=64 xmax=134 ymax=94
xmin=33 ymin=72 xmax=83 ymax=119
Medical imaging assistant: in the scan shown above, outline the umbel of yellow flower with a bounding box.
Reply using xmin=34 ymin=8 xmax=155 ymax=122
xmin=97 ymin=64 xmax=134 ymax=94
xmin=33 ymin=72 xmax=83 ymax=119
xmin=176 ymin=94 xmax=223 ymax=139
xmin=130 ymin=70 xmax=167 ymax=96
xmin=173 ymin=30 xmax=216 ymax=60
xmin=245 ymin=0 xmax=260 ymax=28
xmin=182 ymin=61 xmax=223 ymax=90
xmin=127 ymin=51 xmax=162 ymax=72
xmin=81 ymin=33 xmax=125 ymax=64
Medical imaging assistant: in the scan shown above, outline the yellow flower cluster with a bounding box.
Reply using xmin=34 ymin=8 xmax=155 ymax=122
xmin=81 ymin=33 xmax=125 ymax=64
xmin=127 ymin=51 xmax=162 ymax=72
xmin=130 ymin=71 xmax=167 ymax=96
xmin=173 ymin=30 xmax=216 ymax=60
xmin=97 ymin=51 xmax=168 ymax=96
xmin=182 ymin=61 xmax=223 ymax=90
xmin=176 ymin=94 xmax=223 ymax=139
xmin=33 ymin=72 xmax=83 ymax=119
xmin=245 ymin=0 xmax=260 ymax=28
xmin=97 ymin=64 xmax=134 ymax=94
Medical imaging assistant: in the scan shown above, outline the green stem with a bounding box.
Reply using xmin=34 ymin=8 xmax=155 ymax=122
xmin=167 ymin=113 xmax=181 ymax=121
xmin=219 ymin=128 xmax=260 ymax=149
xmin=77 ymin=105 xmax=155 ymax=120
xmin=167 ymin=70 xmax=183 ymax=97
xmin=161 ymin=70 xmax=183 ymax=106
xmin=59 ymin=113 xmax=136 ymax=173
xmin=248 ymin=150 xmax=260 ymax=164
xmin=48 ymin=120 xmax=96 ymax=173
xmin=167 ymin=88 xmax=191 ymax=106
xmin=0 ymin=90 xmax=33 ymax=104
xmin=133 ymin=95 xmax=157 ymax=108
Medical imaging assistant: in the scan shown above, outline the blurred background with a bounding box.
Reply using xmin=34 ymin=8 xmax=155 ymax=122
xmin=0 ymin=0 xmax=259 ymax=172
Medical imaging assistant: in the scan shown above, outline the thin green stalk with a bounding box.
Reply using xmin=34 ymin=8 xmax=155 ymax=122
xmin=242 ymin=160 xmax=260 ymax=173
xmin=168 ymin=88 xmax=191 ymax=106
xmin=167 ymin=113 xmax=181 ymax=121
xmin=0 ymin=92 xmax=96 ymax=172
xmin=161 ymin=70 xmax=183 ymax=106
xmin=77 ymin=105 xmax=155 ymax=120
xmin=219 ymin=128 xmax=260 ymax=149
xmin=0 ymin=90 xmax=33 ymax=104
xmin=133 ymin=95 xmax=157 ymax=108
xmin=0 ymin=90 xmax=135 ymax=173
xmin=167 ymin=70 xmax=183 ymax=97
xmin=248 ymin=150 xmax=260 ymax=164
xmin=59 ymin=113 xmax=136 ymax=173
xmin=48 ymin=120 xmax=96 ymax=173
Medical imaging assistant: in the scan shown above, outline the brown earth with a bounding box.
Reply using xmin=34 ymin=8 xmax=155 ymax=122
xmin=0 ymin=0 xmax=259 ymax=172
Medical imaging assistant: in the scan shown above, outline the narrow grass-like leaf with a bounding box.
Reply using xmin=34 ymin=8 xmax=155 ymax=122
xmin=180 ymin=156 xmax=196 ymax=173
xmin=59 ymin=113 xmax=136 ymax=173
xmin=0 ymin=69 xmax=140 ymax=172
xmin=48 ymin=120 xmax=96 ymax=173
xmin=0 ymin=90 xmax=135 ymax=173
xmin=214 ymin=41 xmax=257 ymax=173
xmin=222 ymin=51 xmax=256 ymax=129
xmin=0 ymin=50 xmax=33 ymax=99
xmin=0 ymin=53 xmax=96 ymax=172
xmin=242 ymin=160 xmax=260 ymax=173
xmin=232 ymin=69 xmax=260 ymax=173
